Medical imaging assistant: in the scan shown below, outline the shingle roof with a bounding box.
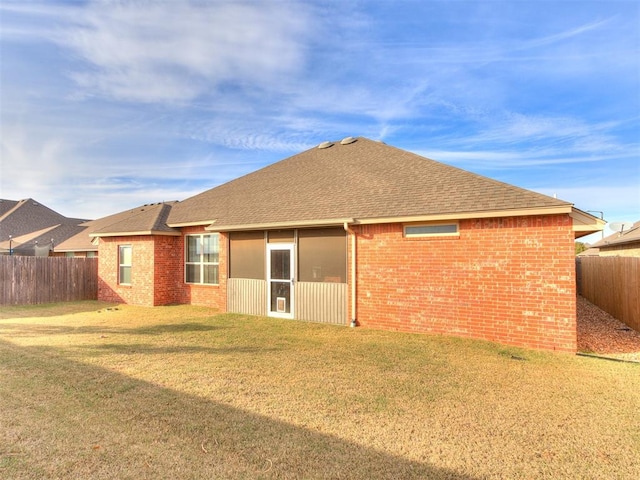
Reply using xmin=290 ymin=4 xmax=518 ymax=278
xmin=89 ymin=202 xmax=180 ymax=237
xmin=167 ymin=137 xmax=571 ymax=228
xmin=0 ymin=199 xmax=19 ymax=218
xmin=0 ymin=198 xmax=99 ymax=254
xmin=590 ymin=220 xmax=640 ymax=248
xmin=0 ymin=198 xmax=72 ymax=241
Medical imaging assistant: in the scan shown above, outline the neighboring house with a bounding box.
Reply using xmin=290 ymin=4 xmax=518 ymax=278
xmin=586 ymin=221 xmax=640 ymax=257
xmin=0 ymin=198 xmax=95 ymax=256
xmin=89 ymin=137 xmax=604 ymax=352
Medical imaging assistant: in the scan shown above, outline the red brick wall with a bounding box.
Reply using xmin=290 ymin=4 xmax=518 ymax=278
xmin=98 ymin=214 xmax=576 ymax=352
xmin=97 ymin=229 xmax=227 ymax=309
xmin=353 ymin=214 xmax=577 ymax=352
xmin=97 ymin=236 xmax=157 ymax=306
xmin=171 ymin=227 xmax=227 ymax=310
xmin=153 ymin=235 xmax=182 ymax=305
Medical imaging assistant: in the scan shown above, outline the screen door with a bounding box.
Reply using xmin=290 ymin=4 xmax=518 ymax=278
xmin=267 ymin=243 xmax=295 ymax=319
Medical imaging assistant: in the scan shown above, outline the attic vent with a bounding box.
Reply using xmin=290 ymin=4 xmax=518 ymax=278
xmin=317 ymin=141 xmax=334 ymax=149
xmin=340 ymin=136 xmax=357 ymax=145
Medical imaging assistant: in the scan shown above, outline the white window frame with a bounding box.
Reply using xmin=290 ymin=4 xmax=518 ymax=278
xmin=185 ymin=233 xmax=220 ymax=285
xmin=119 ymin=245 xmax=132 ymax=285
xmin=404 ymin=222 xmax=459 ymax=238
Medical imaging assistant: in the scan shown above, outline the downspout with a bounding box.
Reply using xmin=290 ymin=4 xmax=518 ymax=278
xmin=343 ymin=222 xmax=357 ymax=327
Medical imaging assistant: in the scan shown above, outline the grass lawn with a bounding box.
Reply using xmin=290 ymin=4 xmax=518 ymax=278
xmin=1 ymin=302 xmax=639 ymax=479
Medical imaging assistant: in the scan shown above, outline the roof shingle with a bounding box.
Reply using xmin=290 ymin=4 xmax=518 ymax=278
xmin=89 ymin=202 xmax=180 ymax=236
xmin=167 ymin=137 xmax=570 ymax=228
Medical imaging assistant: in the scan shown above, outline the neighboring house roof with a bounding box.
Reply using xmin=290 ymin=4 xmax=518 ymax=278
xmin=577 ymin=247 xmax=600 ymax=257
xmin=0 ymin=199 xmax=19 ymax=218
xmin=590 ymin=220 xmax=640 ymax=249
xmin=44 ymin=223 xmax=96 ymax=253
xmin=0 ymin=198 xmax=71 ymax=241
xmin=89 ymin=202 xmax=180 ymax=237
xmin=89 ymin=137 xmax=604 ymax=237
xmin=0 ymin=224 xmax=58 ymax=254
xmin=0 ymin=198 xmax=95 ymax=255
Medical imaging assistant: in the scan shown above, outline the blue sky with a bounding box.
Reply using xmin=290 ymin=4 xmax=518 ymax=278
xmin=1 ymin=0 xmax=638 ymax=243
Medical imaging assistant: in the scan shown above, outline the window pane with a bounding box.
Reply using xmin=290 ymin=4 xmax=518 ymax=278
xmin=270 ymin=249 xmax=290 ymax=280
xmin=203 ymin=234 xmax=219 ymax=263
xmin=120 ymin=266 xmax=131 ymax=284
xmin=405 ymin=224 xmax=458 ymax=236
xmin=298 ymin=228 xmax=347 ymax=283
xmin=203 ymin=265 xmax=218 ymax=284
xmin=119 ymin=245 xmax=132 ymax=284
xmin=120 ymin=245 xmax=132 ymax=265
xmin=185 ymin=264 xmax=199 ymax=283
xmin=230 ymin=231 xmax=265 ymax=279
xmin=187 ymin=236 xmax=200 ymax=263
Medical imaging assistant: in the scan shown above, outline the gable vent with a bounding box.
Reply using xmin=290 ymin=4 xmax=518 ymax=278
xmin=340 ymin=136 xmax=357 ymax=145
xmin=318 ymin=141 xmax=334 ymax=149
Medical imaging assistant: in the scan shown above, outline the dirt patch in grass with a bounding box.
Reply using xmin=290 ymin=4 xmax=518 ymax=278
xmin=1 ymin=302 xmax=639 ymax=479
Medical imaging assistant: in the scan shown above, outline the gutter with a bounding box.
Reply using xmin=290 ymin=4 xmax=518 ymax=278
xmin=343 ymin=222 xmax=357 ymax=327
xmin=208 ymin=218 xmax=354 ymax=232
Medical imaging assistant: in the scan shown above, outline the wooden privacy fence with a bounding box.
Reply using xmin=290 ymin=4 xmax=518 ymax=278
xmin=0 ymin=256 xmax=98 ymax=305
xmin=576 ymin=256 xmax=640 ymax=332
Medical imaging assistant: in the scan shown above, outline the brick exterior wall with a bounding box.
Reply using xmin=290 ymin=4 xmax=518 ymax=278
xmin=170 ymin=227 xmax=227 ymax=310
xmin=153 ymin=235 xmax=182 ymax=305
xmin=97 ymin=228 xmax=226 ymax=309
xmin=599 ymin=242 xmax=640 ymax=257
xmin=353 ymin=214 xmax=577 ymax=352
xmin=97 ymin=236 xmax=157 ymax=306
xmin=97 ymin=214 xmax=576 ymax=352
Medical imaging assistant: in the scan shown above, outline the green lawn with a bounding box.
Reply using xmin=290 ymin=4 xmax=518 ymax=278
xmin=1 ymin=302 xmax=639 ymax=479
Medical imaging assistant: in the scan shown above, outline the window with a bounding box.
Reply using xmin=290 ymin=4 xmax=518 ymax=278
xmin=119 ymin=245 xmax=132 ymax=285
xmin=229 ymin=231 xmax=265 ymax=279
xmin=185 ymin=234 xmax=219 ymax=284
xmin=298 ymin=228 xmax=347 ymax=283
xmin=404 ymin=222 xmax=459 ymax=238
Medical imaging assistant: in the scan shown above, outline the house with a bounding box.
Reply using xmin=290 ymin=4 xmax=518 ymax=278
xmin=585 ymin=221 xmax=640 ymax=257
xmin=0 ymin=198 xmax=95 ymax=257
xmin=90 ymin=137 xmax=604 ymax=352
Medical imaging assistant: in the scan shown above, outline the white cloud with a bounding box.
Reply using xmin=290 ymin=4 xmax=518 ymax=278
xmin=56 ymin=0 xmax=313 ymax=103
xmin=1 ymin=0 xmax=637 ymax=225
xmin=0 ymin=124 xmax=70 ymax=195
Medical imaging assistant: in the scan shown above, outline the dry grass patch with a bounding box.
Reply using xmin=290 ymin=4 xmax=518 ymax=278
xmin=1 ymin=302 xmax=639 ymax=479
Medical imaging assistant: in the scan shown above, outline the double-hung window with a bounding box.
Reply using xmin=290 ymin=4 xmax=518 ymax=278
xmin=119 ymin=245 xmax=132 ymax=285
xmin=185 ymin=234 xmax=219 ymax=284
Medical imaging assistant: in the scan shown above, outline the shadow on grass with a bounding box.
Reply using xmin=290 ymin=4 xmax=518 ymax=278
xmin=80 ymin=343 xmax=277 ymax=357
xmin=0 ymin=339 xmax=477 ymax=480
xmin=0 ymin=322 xmax=222 ymax=338
xmin=0 ymin=301 xmax=116 ymax=320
